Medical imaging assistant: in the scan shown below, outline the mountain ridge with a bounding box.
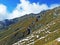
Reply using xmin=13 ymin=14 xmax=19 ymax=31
xmin=0 ymin=6 xmax=60 ymax=45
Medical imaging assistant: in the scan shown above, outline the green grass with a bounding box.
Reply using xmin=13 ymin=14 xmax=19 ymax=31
xmin=0 ymin=7 xmax=60 ymax=45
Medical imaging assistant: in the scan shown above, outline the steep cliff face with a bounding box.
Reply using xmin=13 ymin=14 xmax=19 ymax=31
xmin=0 ymin=7 xmax=60 ymax=45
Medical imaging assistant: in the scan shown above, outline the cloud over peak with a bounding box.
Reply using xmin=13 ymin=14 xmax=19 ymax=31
xmin=0 ymin=0 xmax=60 ymax=20
xmin=0 ymin=4 xmax=8 ymax=20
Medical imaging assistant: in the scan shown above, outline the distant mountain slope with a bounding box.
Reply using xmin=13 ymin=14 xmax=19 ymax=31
xmin=0 ymin=6 xmax=60 ymax=45
xmin=0 ymin=13 xmax=42 ymax=31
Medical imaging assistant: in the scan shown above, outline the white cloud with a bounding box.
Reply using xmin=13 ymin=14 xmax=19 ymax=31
xmin=49 ymin=4 xmax=60 ymax=9
xmin=0 ymin=4 xmax=8 ymax=20
xmin=0 ymin=4 xmax=7 ymax=15
xmin=8 ymin=0 xmax=48 ymax=19
xmin=8 ymin=0 xmax=60 ymax=19
xmin=0 ymin=0 xmax=60 ymax=20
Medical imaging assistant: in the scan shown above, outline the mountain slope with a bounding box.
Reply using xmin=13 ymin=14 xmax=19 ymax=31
xmin=0 ymin=6 xmax=60 ymax=45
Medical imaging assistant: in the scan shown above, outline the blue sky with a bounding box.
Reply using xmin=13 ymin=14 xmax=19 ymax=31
xmin=0 ymin=0 xmax=60 ymax=12
xmin=0 ymin=0 xmax=60 ymax=20
xmin=0 ymin=0 xmax=20 ymax=12
xmin=30 ymin=0 xmax=60 ymax=5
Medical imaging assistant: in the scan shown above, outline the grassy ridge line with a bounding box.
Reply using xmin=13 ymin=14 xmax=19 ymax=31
xmin=0 ymin=17 xmax=36 ymax=45
xmin=0 ymin=16 xmax=34 ymax=34
xmin=13 ymin=12 xmax=60 ymax=45
xmin=14 ymin=17 xmax=60 ymax=45
xmin=0 ymin=17 xmax=35 ymax=39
